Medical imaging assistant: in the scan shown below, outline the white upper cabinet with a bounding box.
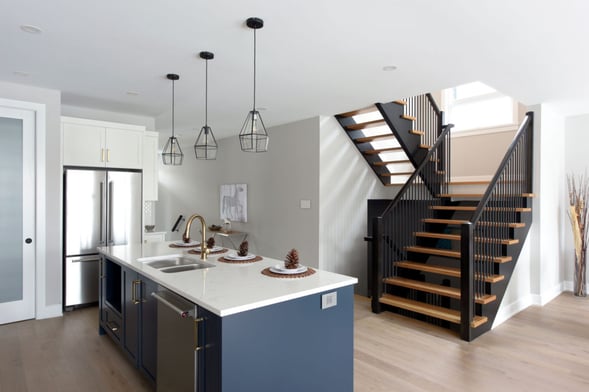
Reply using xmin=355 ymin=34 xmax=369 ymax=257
xmin=62 ymin=117 xmax=145 ymax=169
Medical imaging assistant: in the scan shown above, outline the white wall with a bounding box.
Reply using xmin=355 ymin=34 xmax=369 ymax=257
xmin=319 ymin=116 xmax=398 ymax=295
xmin=496 ymin=104 xmax=566 ymax=327
xmin=156 ymin=117 xmax=321 ymax=265
xmin=0 ymin=81 xmax=62 ymax=318
xmin=62 ymin=104 xmax=156 ymax=130
xmin=564 ymin=113 xmax=589 ymax=289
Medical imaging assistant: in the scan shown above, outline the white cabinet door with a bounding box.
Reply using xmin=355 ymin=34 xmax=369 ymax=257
xmin=105 ymin=127 xmax=143 ymax=169
xmin=62 ymin=122 xmax=105 ymax=167
xmin=142 ymin=131 xmax=158 ymax=201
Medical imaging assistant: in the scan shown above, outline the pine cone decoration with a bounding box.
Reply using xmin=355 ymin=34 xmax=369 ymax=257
xmin=238 ymin=240 xmax=249 ymax=256
xmin=206 ymin=237 xmax=215 ymax=248
xmin=284 ymin=249 xmax=299 ymax=269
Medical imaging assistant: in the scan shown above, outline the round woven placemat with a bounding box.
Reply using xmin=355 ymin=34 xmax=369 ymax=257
xmin=261 ymin=267 xmax=316 ymax=279
xmin=169 ymin=243 xmax=200 ymax=248
xmin=188 ymin=248 xmax=228 ymax=255
xmin=217 ymin=255 xmax=263 ymax=264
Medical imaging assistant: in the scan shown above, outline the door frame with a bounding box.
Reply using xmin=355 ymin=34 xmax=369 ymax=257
xmin=0 ymin=97 xmax=48 ymax=320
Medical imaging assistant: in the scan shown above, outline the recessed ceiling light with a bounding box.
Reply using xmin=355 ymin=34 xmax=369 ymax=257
xmin=20 ymin=25 xmax=43 ymax=34
xmin=382 ymin=65 xmax=398 ymax=71
xmin=126 ymin=91 xmax=140 ymax=96
xmin=13 ymin=71 xmax=30 ymax=77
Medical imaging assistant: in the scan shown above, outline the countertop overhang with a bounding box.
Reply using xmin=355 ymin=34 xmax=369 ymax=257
xmin=98 ymin=242 xmax=357 ymax=317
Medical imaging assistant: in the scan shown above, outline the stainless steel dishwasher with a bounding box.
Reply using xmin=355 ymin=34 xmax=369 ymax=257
xmin=152 ymin=287 xmax=201 ymax=392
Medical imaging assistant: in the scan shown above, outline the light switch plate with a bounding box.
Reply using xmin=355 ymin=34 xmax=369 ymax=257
xmin=321 ymin=292 xmax=337 ymax=309
xmin=300 ymin=199 xmax=311 ymax=209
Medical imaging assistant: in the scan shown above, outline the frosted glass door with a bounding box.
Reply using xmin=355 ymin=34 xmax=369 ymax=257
xmin=0 ymin=107 xmax=35 ymax=324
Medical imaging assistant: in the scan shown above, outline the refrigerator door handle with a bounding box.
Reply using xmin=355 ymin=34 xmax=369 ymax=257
xmin=99 ymin=181 xmax=105 ymax=245
xmin=108 ymin=181 xmax=114 ymax=245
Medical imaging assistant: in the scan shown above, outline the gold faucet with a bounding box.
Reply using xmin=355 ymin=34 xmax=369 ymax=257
xmin=182 ymin=214 xmax=209 ymax=260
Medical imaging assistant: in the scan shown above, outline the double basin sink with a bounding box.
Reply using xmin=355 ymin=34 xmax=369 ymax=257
xmin=137 ymin=254 xmax=216 ymax=273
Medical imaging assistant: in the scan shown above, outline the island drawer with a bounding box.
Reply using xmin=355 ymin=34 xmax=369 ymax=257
xmin=101 ymin=306 xmax=122 ymax=342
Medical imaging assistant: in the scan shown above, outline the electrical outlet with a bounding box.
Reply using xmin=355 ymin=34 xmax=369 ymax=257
xmin=300 ymin=199 xmax=311 ymax=209
xmin=321 ymin=292 xmax=337 ymax=309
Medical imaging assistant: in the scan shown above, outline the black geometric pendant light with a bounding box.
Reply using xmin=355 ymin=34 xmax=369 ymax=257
xmin=239 ymin=17 xmax=269 ymax=153
xmin=162 ymin=73 xmax=184 ymax=165
xmin=194 ymin=51 xmax=218 ymax=160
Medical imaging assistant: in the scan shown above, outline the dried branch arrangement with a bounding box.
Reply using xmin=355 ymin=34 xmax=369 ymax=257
xmin=567 ymin=173 xmax=588 ymax=297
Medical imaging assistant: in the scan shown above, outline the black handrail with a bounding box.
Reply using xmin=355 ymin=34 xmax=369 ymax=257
xmin=459 ymin=112 xmax=534 ymax=340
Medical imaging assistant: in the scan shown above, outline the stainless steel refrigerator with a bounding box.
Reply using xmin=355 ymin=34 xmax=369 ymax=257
xmin=63 ymin=168 xmax=142 ymax=308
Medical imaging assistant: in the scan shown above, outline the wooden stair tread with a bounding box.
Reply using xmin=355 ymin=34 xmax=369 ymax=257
xmin=478 ymin=221 xmax=526 ymax=228
xmin=410 ymin=130 xmax=425 ymax=136
xmin=384 ymin=277 xmax=496 ymax=304
xmin=405 ymin=245 xmax=513 ymax=263
xmin=393 ymin=100 xmax=406 ymax=105
xmin=406 ymin=245 xmax=459 ymax=258
xmin=401 ymin=114 xmax=417 ymax=121
xmin=430 ymin=206 xmax=532 ymax=212
xmin=381 ymin=172 xmax=413 ymax=177
xmin=414 ymin=232 xmax=519 ymax=245
xmin=439 ymin=193 xmax=534 ymax=198
xmin=380 ymin=294 xmax=460 ymax=324
xmin=395 ymin=261 xmax=460 ymax=278
xmin=347 ymin=119 xmax=386 ymax=130
xmin=373 ymin=160 xmax=410 ymax=166
xmin=419 ymin=144 xmax=431 ymax=149
xmin=337 ymin=106 xmax=377 ymax=117
xmin=363 ymin=147 xmax=403 ymax=155
xmin=438 ymin=194 xmax=483 ymax=198
xmin=354 ymin=134 xmax=395 ymax=143
xmin=394 ymin=261 xmax=504 ymax=283
xmin=380 ymin=294 xmax=490 ymax=328
xmin=423 ymin=218 xmax=469 ymax=225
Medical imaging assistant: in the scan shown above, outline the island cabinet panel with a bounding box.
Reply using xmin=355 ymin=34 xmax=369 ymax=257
xmin=99 ymin=257 xmax=157 ymax=386
xmin=219 ymin=285 xmax=354 ymax=392
xmin=140 ymin=276 xmax=159 ymax=381
xmin=123 ymin=267 xmax=140 ymax=362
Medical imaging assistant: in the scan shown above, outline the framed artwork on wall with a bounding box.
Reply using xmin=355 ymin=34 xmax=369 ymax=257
xmin=220 ymin=184 xmax=247 ymax=223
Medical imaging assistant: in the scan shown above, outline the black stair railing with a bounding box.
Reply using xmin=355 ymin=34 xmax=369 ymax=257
xmin=372 ymin=124 xmax=452 ymax=312
xmin=402 ymin=93 xmax=444 ymax=149
xmin=460 ymin=112 xmax=534 ymax=341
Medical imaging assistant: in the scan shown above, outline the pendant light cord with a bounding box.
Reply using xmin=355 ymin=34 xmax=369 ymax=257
xmin=205 ymin=59 xmax=208 ymax=127
xmin=171 ymin=79 xmax=175 ymax=138
xmin=253 ymin=28 xmax=256 ymax=112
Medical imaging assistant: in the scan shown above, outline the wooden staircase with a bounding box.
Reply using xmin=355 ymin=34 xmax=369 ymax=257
xmin=335 ymin=94 xmax=441 ymax=186
xmin=379 ymin=190 xmax=533 ymax=336
xmin=349 ymin=94 xmax=535 ymax=341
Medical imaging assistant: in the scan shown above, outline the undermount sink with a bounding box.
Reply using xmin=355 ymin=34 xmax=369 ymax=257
xmin=160 ymin=264 xmax=213 ymax=273
xmin=137 ymin=254 xmax=215 ymax=272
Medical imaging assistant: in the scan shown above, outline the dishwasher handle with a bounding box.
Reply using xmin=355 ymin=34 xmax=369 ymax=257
xmin=151 ymin=291 xmax=193 ymax=318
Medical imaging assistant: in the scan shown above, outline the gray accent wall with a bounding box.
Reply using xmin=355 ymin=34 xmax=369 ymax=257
xmin=156 ymin=117 xmax=321 ymax=266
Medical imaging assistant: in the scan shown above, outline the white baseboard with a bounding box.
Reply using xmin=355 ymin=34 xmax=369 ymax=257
xmin=563 ymin=280 xmax=574 ymax=292
xmin=493 ymin=282 xmax=565 ymax=328
xmin=492 ymin=294 xmax=533 ymax=328
xmin=532 ymin=282 xmax=565 ymax=306
xmin=37 ymin=304 xmax=62 ymax=320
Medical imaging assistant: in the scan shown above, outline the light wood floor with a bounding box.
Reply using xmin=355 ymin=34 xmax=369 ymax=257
xmin=1 ymin=293 xmax=588 ymax=391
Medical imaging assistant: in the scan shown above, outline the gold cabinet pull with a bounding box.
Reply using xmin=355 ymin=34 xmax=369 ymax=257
xmin=107 ymin=148 xmax=111 ymax=162
xmin=194 ymin=316 xmax=204 ymax=352
xmin=101 ymin=148 xmax=105 ymax=162
xmin=132 ymin=279 xmax=142 ymax=305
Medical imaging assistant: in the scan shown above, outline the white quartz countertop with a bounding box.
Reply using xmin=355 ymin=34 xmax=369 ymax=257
xmin=98 ymin=242 xmax=357 ymax=317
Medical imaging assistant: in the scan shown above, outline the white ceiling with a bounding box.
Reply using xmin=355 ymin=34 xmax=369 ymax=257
xmin=2 ymin=0 xmax=589 ymax=139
